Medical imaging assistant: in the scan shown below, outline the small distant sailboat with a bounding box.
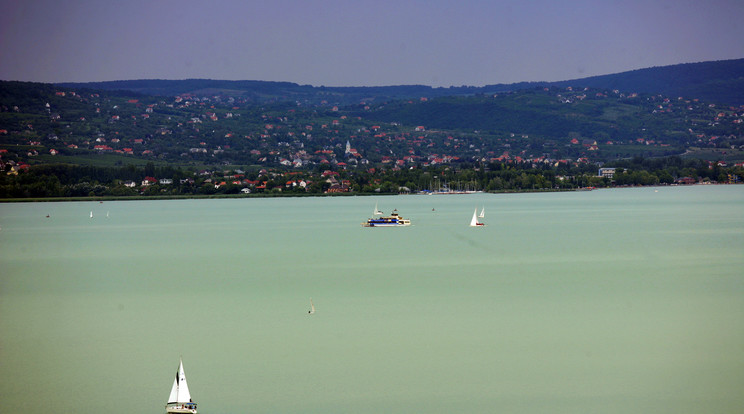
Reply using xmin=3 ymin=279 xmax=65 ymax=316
xmin=106 ymin=211 xmax=110 ymax=218
xmin=166 ymin=357 xmax=197 ymax=413
xmin=373 ymin=202 xmax=383 ymax=216
xmin=478 ymin=206 xmax=485 ymax=218
xmin=308 ymin=298 xmax=316 ymax=315
xmin=90 ymin=211 xmax=93 ymax=218
xmin=470 ymin=208 xmax=485 ymax=227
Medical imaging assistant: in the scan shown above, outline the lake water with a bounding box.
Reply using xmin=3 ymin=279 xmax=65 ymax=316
xmin=1 ymin=185 xmax=743 ymax=414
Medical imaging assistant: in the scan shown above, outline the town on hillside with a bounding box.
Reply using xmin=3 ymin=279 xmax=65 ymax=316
xmin=0 ymin=81 xmax=742 ymax=198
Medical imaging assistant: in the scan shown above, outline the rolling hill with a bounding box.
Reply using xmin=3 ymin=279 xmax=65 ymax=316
xmin=55 ymin=58 xmax=744 ymax=106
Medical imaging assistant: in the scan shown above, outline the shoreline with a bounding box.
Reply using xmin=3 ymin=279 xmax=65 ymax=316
xmin=1 ymin=183 xmax=737 ymax=203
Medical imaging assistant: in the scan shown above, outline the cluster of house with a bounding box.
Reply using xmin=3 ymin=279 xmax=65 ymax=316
xmin=597 ymin=165 xmax=743 ymax=184
xmin=117 ymin=168 xmax=357 ymax=193
xmin=0 ymin=151 xmax=30 ymax=175
xmin=5 ymin=86 xmax=744 ymax=185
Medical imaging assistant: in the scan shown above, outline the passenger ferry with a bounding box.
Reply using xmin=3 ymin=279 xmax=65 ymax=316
xmin=362 ymin=209 xmax=411 ymax=227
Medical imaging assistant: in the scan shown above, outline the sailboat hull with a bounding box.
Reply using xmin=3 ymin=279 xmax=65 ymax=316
xmin=166 ymin=403 xmax=197 ymax=413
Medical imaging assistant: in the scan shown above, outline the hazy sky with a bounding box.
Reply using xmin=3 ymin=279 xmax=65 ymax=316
xmin=1 ymin=0 xmax=743 ymax=87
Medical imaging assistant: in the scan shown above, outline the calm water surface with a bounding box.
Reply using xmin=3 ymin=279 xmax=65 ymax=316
xmin=1 ymin=186 xmax=743 ymax=414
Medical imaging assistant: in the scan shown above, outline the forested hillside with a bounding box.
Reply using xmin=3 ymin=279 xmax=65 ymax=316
xmin=1 ymin=61 xmax=743 ymax=199
xmin=549 ymin=59 xmax=744 ymax=105
xmin=56 ymin=59 xmax=744 ymax=106
xmin=3 ymin=80 xmax=742 ymax=171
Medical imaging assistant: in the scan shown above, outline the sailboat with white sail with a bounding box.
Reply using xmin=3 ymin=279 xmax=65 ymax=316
xmin=373 ymin=202 xmax=383 ymax=216
xmin=166 ymin=357 xmax=197 ymax=413
xmin=470 ymin=208 xmax=485 ymax=227
xmin=478 ymin=206 xmax=485 ymax=218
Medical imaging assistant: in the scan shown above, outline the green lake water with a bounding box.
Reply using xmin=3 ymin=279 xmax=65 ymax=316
xmin=1 ymin=185 xmax=743 ymax=413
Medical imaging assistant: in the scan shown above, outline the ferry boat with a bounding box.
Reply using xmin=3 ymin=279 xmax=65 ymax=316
xmin=362 ymin=209 xmax=411 ymax=227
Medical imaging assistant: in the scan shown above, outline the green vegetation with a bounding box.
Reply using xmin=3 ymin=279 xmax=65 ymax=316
xmin=57 ymin=58 xmax=744 ymax=106
xmin=1 ymin=156 xmax=741 ymax=200
xmin=1 ymin=61 xmax=743 ymax=200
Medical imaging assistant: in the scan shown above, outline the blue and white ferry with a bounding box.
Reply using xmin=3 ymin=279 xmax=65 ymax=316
xmin=362 ymin=209 xmax=411 ymax=227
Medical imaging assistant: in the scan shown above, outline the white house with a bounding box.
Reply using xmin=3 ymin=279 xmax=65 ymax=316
xmin=598 ymin=168 xmax=616 ymax=178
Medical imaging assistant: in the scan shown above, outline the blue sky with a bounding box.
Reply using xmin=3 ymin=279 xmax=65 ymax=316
xmin=1 ymin=0 xmax=743 ymax=86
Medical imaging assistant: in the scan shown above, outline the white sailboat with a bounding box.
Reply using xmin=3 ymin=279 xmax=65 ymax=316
xmin=478 ymin=206 xmax=485 ymax=218
xmin=373 ymin=202 xmax=383 ymax=216
xmin=166 ymin=357 xmax=197 ymax=414
xmin=308 ymin=297 xmax=316 ymax=314
xmin=90 ymin=211 xmax=93 ymax=218
xmin=470 ymin=208 xmax=485 ymax=227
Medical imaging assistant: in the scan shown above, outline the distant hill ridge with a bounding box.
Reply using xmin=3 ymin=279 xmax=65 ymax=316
xmin=549 ymin=59 xmax=744 ymax=105
xmin=55 ymin=59 xmax=744 ymax=106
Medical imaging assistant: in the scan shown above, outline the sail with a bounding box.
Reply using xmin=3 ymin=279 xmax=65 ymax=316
xmin=168 ymin=358 xmax=192 ymax=403
xmin=374 ymin=202 xmax=383 ymax=216
xmin=168 ymin=375 xmax=179 ymax=403
xmin=479 ymin=207 xmax=485 ymax=218
xmin=470 ymin=208 xmax=479 ymax=227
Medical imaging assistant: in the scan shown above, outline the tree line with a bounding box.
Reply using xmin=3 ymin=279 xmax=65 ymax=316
xmin=1 ymin=157 xmax=740 ymax=199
